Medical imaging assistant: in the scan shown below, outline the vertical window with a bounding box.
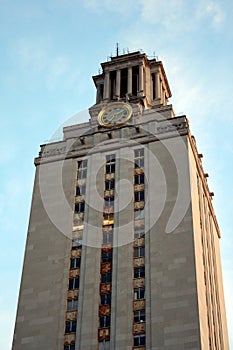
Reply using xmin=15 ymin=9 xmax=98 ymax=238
xmin=134 ymin=334 xmax=146 ymax=346
xmin=65 ymin=320 xmax=77 ymax=334
xmin=100 ymin=293 xmax=111 ymax=305
xmin=70 ymin=257 xmax=81 ymax=269
xmin=105 ymin=180 xmax=115 ymax=190
xmin=106 ymin=163 xmax=115 ymax=174
xmin=102 ymin=251 xmax=112 ymax=263
xmin=134 ymin=287 xmax=145 ymax=300
xmin=134 ymin=149 xmax=144 ymax=168
xmin=134 ymin=246 xmax=145 ymax=258
xmin=76 ymin=185 xmax=86 ymax=196
xmin=64 ymin=343 xmax=75 ymax=350
xmin=75 ymin=202 xmax=85 ymax=213
xmin=101 ymin=272 xmax=112 ymax=283
xmin=78 ymin=160 xmax=88 ymax=169
xmin=134 ymin=230 xmax=145 ymax=239
xmin=134 ymin=209 xmax=145 ymax=220
xmin=72 ymin=238 xmax=83 ymax=249
xmin=134 ymin=191 xmax=144 ymax=202
xmin=77 ymin=169 xmax=87 ymax=180
xmin=134 ymin=309 xmax=146 ymax=323
xmin=134 ymin=174 xmax=144 ymax=185
xmin=103 ymin=232 xmax=113 ymax=244
xmin=134 ymin=267 xmax=145 ymax=278
xmin=99 ymin=340 xmax=110 ymax=350
xmin=68 ymin=278 xmax=79 ymax=290
xmin=100 ymin=315 xmax=111 ymax=328
xmin=104 ymin=197 xmax=114 ymax=208
xmin=67 ymin=299 xmax=78 ymax=311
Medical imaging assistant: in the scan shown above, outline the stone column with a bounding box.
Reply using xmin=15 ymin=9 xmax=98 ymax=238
xmin=116 ymin=70 xmax=121 ymax=99
xmin=156 ymin=72 xmax=160 ymax=100
xmin=96 ymin=84 xmax=101 ymax=103
xmin=138 ymin=65 xmax=144 ymax=95
xmin=127 ymin=66 xmax=132 ymax=95
xmin=104 ymin=70 xmax=110 ymax=100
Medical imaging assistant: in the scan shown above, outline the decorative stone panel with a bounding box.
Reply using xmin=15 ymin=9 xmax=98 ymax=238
xmin=98 ymin=327 xmax=110 ymax=340
xmin=66 ymin=311 xmax=77 ymax=320
xmin=133 ymin=300 xmax=145 ymax=311
xmin=133 ymin=278 xmax=145 ymax=288
xmin=134 ymin=238 xmax=145 ymax=247
xmin=69 ymin=269 xmax=80 ymax=278
xmin=134 ymin=201 xmax=145 ymax=210
xmin=134 ymin=184 xmax=145 ymax=192
xmin=67 ymin=290 xmax=79 ymax=299
xmin=100 ymin=283 xmax=112 ymax=294
xmin=75 ymin=195 xmax=85 ymax=203
xmin=133 ymin=257 xmax=145 ymax=267
xmin=104 ymin=189 xmax=115 ymax=198
xmin=64 ymin=334 xmax=76 ymax=343
xmin=105 ymin=173 xmax=115 ymax=181
xmin=133 ymin=322 xmax=146 ymax=334
xmin=101 ymin=263 xmax=112 ymax=273
xmin=134 ymin=168 xmax=144 ymax=175
xmin=99 ymin=305 xmax=111 ymax=316
xmin=71 ymin=249 xmax=82 ymax=258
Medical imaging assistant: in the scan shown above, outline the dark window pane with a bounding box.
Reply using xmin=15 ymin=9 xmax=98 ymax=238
xmin=67 ymin=300 xmax=72 ymax=311
xmin=78 ymin=160 xmax=88 ymax=168
xmin=71 ymin=321 xmax=77 ymax=333
xmin=101 ymin=272 xmax=112 ymax=283
xmin=74 ymin=278 xmax=79 ymax=289
xmin=134 ymin=246 xmax=145 ymax=258
xmin=65 ymin=322 xmax=70 ymax=334
xmin=102 ymin=252 xmax=112 ymax=263
xmin=134 ymin=334 xmax=146 ymax=346
xmin=76 ymin=185 xmax=86 ymax=196
xmin=100 ymin=293 xmax=111 ymax=305
xmin=75 ymin=202 xmax=85 ymax=213
xmin=106 ymin=164 xmax=115 ymax=174
xmin=134 ymin=174 xmax=144 ymax=185
xmin=105 ymin=180 xmax=115 ymax=190
xmin=103 ymin=233 xmax=113 ymax=244
xmin=70 ymin=258 xmax=81 ymax=269
xmin=135 ymin=191 xmax=144 ymax=202
xmin=67 ymin=299 xmax=78 ymax=311
xmin=106 ymin=154 xmax=115 ymax=162
xmin=68 ymin=278 xmax=79 ymax=290
xmin=134 ymin=267 xmax=145 ymax=278
xmin=134 ymin=149 xmax=144 ymax=158
xmin=134 ymin=309 xmax=145 ymax=323
xmin=100 ymin=315 xmax=111 ymax=328
xmin=134 ymin=287 xmax=145 ymax=300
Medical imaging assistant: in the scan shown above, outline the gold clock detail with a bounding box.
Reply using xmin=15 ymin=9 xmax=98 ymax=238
xmin=98 ymin=102 xmax=133 ymax=128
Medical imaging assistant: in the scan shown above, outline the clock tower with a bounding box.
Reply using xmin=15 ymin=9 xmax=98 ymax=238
xmin=12 ymin=50 xmax=229 ymax=350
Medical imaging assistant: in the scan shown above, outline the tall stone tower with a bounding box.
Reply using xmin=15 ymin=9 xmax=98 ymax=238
xmin=12 ymin=51 xmax=229 ymax=349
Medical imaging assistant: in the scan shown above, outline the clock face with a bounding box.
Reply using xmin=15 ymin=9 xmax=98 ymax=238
xmin=98 ymin=102 xmax=133 ymax=128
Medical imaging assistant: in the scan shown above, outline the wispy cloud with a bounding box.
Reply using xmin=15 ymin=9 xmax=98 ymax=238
xmin=138 ymin=0 xmax=227 ymax=31
xmin=83 ymin=0 xmax=137 ymax=14
xmin=196 ymin=0 xmax=225 ymax=27
xmin=16 ymin=37 xmax=79 ymax=90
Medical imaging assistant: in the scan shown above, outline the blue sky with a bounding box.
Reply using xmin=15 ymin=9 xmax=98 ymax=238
xmin=1 ymin=0 xmax=233 ymax=348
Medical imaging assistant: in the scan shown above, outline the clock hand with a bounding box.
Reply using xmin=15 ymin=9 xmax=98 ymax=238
xmin=109 ymin=110 xmax=124 ymax=122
